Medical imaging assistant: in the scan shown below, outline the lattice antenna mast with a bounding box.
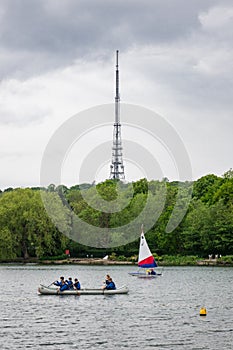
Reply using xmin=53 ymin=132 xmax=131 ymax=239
xmin=110 ymin=50 xmax=125 ymax=180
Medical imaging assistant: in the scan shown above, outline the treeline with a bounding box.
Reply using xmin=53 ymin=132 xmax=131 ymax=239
xmin=0 ymin=169 xmax=233 ymax=261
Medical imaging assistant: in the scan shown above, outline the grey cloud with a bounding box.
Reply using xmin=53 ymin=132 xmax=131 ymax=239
xmin=0 ymin=0 xmax=226 ymax=79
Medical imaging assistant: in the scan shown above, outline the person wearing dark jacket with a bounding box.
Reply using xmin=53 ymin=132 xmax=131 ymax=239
xmin=59 ymin=280 xmax=69 ymax=292
xmin=74 ymin=278 xmax=81 ymax=290
xmin=66 ymin=277 xmax=74 ymax=289
xmin=53 ymin=276 xmax=65 ymax=287
xmin=104 ymin=278 xmax=116 ymax=290
xmin=103 ymin=274 xmax=111 ymax=286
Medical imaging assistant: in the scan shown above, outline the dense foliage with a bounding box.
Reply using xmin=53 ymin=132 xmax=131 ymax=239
xmin=0 ymin=169 xmax=233 ymax=261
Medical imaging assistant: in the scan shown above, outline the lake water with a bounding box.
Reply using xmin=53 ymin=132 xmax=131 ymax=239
xmin=0 ymin=264 xmax=233 ymax=349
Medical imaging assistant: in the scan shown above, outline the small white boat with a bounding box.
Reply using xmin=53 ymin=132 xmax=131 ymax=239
xmin=129 ymin=271 xmax=161 ymax=278
xmin=38 ymin=284 xmax=129 ymax=295
xmin=129 ymin=225 xmax=162 ymax=278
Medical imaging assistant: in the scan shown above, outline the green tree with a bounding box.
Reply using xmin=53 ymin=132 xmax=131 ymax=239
xmin=0 ymin=227 xmax=16 ymax=260
xmin=0 ymin=189 xmax=70 ymax=259
xmin=213 ymin=178 xmax=233 ymax=205
xmin=192 ymin=174 xmax=223 ymax=203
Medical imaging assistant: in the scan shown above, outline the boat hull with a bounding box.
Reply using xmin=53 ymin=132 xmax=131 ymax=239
xmin=38 ymin=284 xmax=129 ymax=295
xmin=128 ymin=271 xmax=162 ymax=278
xmin=128 ymin=272 xmax=156 ymax=278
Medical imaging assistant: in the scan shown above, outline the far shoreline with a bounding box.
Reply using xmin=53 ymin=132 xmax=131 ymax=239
xmin=1 ymin=257 xmax=233 ymax=267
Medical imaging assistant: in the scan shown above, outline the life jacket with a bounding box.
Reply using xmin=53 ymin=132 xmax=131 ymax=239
xmin=60 ymin=283 xmax=69 ymax=291
xmin=66 ymin=280 xmax=74 ymax=289
xmin=74 ymin=281 xmax=81 ymax=290
xmin=106 ymin=281 xmax=116 ymax=290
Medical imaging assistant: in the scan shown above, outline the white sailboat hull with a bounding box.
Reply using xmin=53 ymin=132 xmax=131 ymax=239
xmin=128 ymin=270 xmax=162 ymax=278
xmin=128 ymin=272 xmax=157 ymax=278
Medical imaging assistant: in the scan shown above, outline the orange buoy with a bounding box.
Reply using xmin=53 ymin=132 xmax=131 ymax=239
xmin=200 ymin=307 xmax=207 ymax=316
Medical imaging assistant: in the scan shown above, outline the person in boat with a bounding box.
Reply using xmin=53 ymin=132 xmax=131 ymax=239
xmin=53 ymin=276 xmax=65 ymax=286
xmin=103 ymin=277 xmax=116 ymax=290
xmin=149 ymin=269 xmax=156 ymax=275
xmin=66 ymin=277 xmax=74 ymax=289
xmin=102 ymin=274 xmax=111 ymax=289
xmin=103 ymin=274 xmax=111 ymax=286
xmin=57 ymin=279 xmax=69 ymax=292
xmin=73 ymin=278 xmax=81 ymax=290
xmin=54 ymin=277 xmax=69 ymax=293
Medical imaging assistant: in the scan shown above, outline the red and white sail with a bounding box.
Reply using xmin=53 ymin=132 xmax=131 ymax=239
xmin=138 ymin=229 xmax=157 ymax=268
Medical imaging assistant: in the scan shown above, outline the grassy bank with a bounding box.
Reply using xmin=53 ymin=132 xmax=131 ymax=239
xmin=1 ymin=255 xmax=233 ymax=266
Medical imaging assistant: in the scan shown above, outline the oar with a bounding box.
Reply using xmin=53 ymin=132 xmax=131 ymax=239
xmin=47 ymin=281 xmax=56 ymax=287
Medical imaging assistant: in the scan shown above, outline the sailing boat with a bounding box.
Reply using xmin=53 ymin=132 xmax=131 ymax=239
xmin=129 ymin=226 xmax=161 ymax=278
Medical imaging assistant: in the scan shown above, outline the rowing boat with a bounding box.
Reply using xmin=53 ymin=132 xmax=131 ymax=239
xmin=38 ymin=284 xmax=129 ymax=295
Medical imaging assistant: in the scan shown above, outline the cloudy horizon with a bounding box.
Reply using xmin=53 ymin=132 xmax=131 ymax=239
xmin=0 ymin=0 xmax=233 ymax=189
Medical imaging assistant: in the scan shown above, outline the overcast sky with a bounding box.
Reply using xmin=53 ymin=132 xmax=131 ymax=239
xmin=0 ymin=0 xmax=233 ymax=189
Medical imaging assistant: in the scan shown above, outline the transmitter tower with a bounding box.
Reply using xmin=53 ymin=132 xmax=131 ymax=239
xmin=110 ymin=50 xmax=125 ymax=180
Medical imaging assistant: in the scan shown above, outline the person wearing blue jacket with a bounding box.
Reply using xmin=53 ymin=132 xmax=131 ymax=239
xmin=74 ymin=278 xmax=81 ymax=290
xmin=104 ymin=274 xmax=111 ymax=286
xmin=66 ymin=277 xmax=74 ymax=289
xmin=53 ymin=276 xmax=65 ymax=287
xmin=104 ymin=278 xmax=116 ymax=290
xmin=59 ymin=280 xmax=69 ymax=292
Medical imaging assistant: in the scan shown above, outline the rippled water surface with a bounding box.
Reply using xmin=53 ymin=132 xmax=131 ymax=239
xmin=0 ymin=264 xmax=233 ymax=349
